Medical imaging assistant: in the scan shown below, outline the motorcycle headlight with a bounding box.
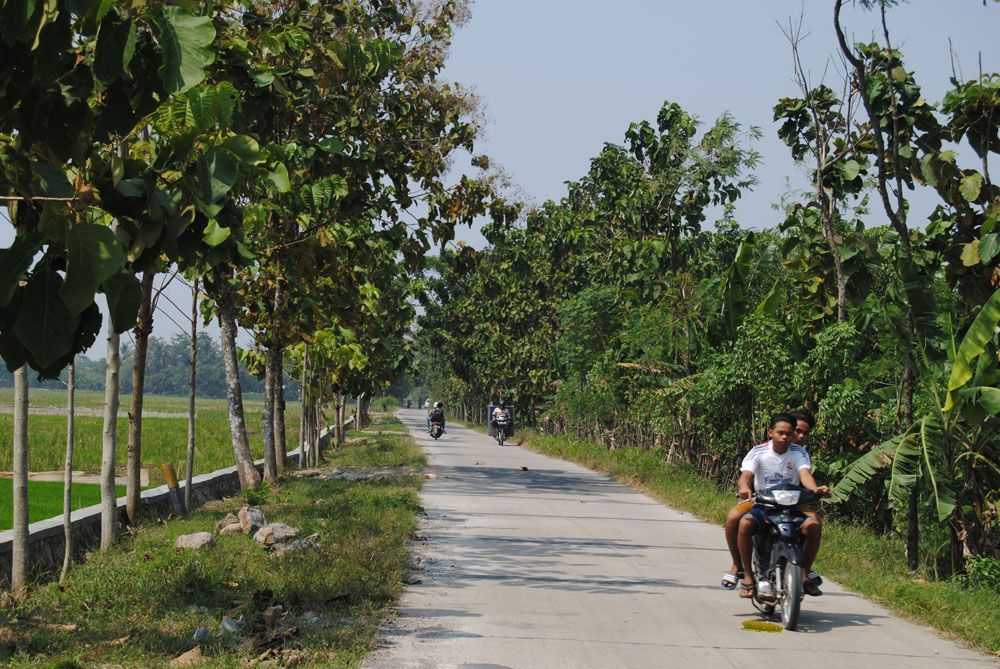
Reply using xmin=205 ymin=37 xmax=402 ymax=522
xmin=772 ymin=489 xmax=801 ymax=506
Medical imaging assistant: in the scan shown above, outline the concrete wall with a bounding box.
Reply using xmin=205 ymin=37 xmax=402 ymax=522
xmin=0 ymin=450 xmax=305 ymax=586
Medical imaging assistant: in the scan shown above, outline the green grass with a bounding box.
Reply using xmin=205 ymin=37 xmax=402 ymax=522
xmin=523 ymin=431 xmax=1000 ymax=655
xmin=0 ymin=480 xmax=127 ymax=528
xmin=0 ymin=389 xmax=302 ymax=490
xmin=0 ymin=412 xmax=424 ymax=667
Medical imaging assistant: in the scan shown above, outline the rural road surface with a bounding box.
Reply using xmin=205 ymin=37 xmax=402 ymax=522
xmin=364 ymin=409 xmax=996 ymax=669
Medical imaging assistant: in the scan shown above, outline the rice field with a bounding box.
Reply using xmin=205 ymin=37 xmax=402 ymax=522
xmin=0 ymin=388 xmax=302 ymax=522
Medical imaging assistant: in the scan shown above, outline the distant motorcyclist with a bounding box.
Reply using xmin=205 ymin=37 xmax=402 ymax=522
xmin=491 ymin=400 xmax=511 ymax=435
xmin=427 ymin=401 xmax=445 ymax=432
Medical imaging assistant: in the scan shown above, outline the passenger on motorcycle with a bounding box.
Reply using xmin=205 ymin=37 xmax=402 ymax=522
xmin=722 ymin=411 xmax=818 ymax=590
xmin=737 ymin=413 xmax=828 ymax=599
xmin=427 ymin=401 xmax=445 ymax=432
xmin=491 ymin=400 xmax=511 ymax=434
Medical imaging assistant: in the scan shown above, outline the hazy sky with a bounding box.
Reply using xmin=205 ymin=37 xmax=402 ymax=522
xmin=443 ymin=0 xmax=1000 ymax=245
xmin=2 ymin=1 xmax=998 ymax=351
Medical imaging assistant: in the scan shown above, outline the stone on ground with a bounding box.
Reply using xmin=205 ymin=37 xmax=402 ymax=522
xmin=174 ymin=532 xmax=215 ymax=550
xmin=238 ymin=506 xmax=266 ymax=534
xmin=213 ymin=512 xmax=239 ymax=534
xmin=254 ymin=523 xmax=299 ymax=546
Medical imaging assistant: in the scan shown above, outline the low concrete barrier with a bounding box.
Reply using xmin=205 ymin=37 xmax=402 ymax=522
xmin=0 ymin=414 xmax=353 ymax=586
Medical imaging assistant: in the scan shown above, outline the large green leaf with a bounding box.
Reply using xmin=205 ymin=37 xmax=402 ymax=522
xmin=31 ymin=162 xmax=74 ymax=198
xmin=202 ymin=219 xmax=231 ymax=247
xmin=265 ymin=163 xmax=290 ymax=192
xmin=101 ymin=269 xmax=141 ymax=334
xmin=221 ymin=135 xmax=263 ymax=165
xmin=14 ymin=270 xmax=78 ymax=370
xmin=0 ymin=237 xmax=39 ymax=308
xmin=945 ymin=287 xmax=1000 ymax=410
xmin=978 ymin=233 xmax=1000 ymax=264
xmin=960 ymin=172 xmax=983 ymax=202
xmin=60 ymin=223 xmax=123 ymax=317
xmin=197 ymin=150 xmax=238 ymax=204
xmin=830 ymin=431 xmax=919 ymax=505
xmin=152 ymin=6 xmax=216 ymax=95
xmin=918 ymin=415 xmax=956 ymax=522
xmin=94 ymin=7 xmax=136 ymax=83
xmin=969 ymin=386 xmax=1000 ymax=414
xmin=755 ymin=278 xmax=781 ymax=316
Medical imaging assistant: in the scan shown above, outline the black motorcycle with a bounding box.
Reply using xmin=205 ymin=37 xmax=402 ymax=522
xmin=493 ymin=415 xmax=509 ymax=446
xmin=429 ymin=419 xmax=444 ymax=439
xmin=749 ymin=483 xmax=818 ymax=630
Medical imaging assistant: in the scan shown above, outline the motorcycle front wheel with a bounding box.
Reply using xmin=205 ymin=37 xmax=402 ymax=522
xmin=779 ymin=560 xmax=803 ymax=630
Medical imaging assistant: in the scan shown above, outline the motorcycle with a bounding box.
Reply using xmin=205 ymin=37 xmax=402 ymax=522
xmin=429 ymin=419 xmax=444 ymax=439
xmin=748 ymin=483 xmax=818 ymax=630
xmin=493 ymin=415 xmax=509 ymax=446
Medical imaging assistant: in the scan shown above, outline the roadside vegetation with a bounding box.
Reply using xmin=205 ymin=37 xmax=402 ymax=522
xmin=522 ymin=431 xmax=1000 ymax=654
xmin=0 ymin=413 xmax=424 ymax=667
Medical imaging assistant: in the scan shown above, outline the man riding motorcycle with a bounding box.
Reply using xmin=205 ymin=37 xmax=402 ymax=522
xmin=427 ymin=401 xmax=445 ymax=432
xmin=737 ymin=413 xmax=828 ymax=599
xmin=491 ymin=400 xmax=511 ymax=435
xmin=722 ymin=411 xmax=819 ymax=591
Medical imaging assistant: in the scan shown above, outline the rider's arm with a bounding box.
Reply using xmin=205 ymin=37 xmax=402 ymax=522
xmin=737 ymin=469 xmax=754 ymax=500
xmin=798 ymin=467 xmax=829 ymax=497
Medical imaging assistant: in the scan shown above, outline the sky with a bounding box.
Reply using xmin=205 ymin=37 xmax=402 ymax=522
xmin=442 ymin=0 xmax=1000 ymax=245
xmin=2 ymin=1 xmax=998 ymax=354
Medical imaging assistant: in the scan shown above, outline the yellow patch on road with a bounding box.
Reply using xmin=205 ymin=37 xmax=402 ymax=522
xmin=742 ymin=620 xmax=783 ymax=633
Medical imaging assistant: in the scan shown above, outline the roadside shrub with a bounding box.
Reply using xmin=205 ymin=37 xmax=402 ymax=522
xmin=952 ymin=555 xmax=1000 ymax=593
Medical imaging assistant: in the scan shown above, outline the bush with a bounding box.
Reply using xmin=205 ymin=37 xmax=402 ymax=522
xmin=952 ymin=555 xmax=1000 ymax=593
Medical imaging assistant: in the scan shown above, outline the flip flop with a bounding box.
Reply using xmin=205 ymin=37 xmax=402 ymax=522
xmin=804 ymin=580 xmax=823 ymax=597
xmin=720 ymin=572 xmax=742 ymax=590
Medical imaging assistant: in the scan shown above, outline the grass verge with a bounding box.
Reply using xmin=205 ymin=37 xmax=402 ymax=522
xmin=1 ymin=481 xmax=126 ymax=528
xmin=0 ymin=412 xmax=424 ymax=667
xmin=522 ymin=431 xmax=1000 ymax=655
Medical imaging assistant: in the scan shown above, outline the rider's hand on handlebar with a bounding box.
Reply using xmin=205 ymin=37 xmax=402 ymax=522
xmin=738 ymin=489 xmax=751 ymax=501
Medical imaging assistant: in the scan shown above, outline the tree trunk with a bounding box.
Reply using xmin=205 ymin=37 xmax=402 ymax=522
xmin=274 ymin=351 xmax=287 ymax=472
xmin=101 ymin=328 xmax=121 ymax=549
xmin=126 ymin=270 xmax=154 ymax=525
xmin=335 ymin=392 xmax=344 ymax=448
xmin=313 ymin=397 xmax=323 ymax=466
xmin=12 ymin=364 xmax=29 ymax=593
xmin=218 ymin=285 xmax=261 ymax=489
xmin=60 ymin=361 xmax=75 ymax=584
xmin=185 ymin=280 xmax=198 ymax=512
xmin=356 ymin=392 xmax=365 ymax=430
xmin=299 ymin=344 xmax=308 ymax=465
xmin=261 ymin=344 xmax=279 ymax=482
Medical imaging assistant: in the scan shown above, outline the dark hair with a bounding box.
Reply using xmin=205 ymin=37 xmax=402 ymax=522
xmin=769 ymin=412 xmax=797 ymax=429
xmin=789 ymin=410 xmax=815 ymax=429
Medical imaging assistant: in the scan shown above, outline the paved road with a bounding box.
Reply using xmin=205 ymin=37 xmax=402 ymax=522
xmin=365 ymin=410 xmax=996 ymax=669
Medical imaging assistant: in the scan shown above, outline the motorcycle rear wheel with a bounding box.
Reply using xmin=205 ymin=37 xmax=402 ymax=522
xmin=779 ymin=561 xmax=803 ymax=630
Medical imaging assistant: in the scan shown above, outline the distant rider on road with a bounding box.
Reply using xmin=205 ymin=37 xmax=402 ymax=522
xmin=427 ymin=401 xmax=445 ymax=432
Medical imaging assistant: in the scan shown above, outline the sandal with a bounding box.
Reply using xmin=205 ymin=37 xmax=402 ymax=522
xmin=720 ymin=571 xmax=744 ymax=590
xmin=739 ymin=581 xmax=756 ymax=599
xmin=803 ymin=580 xmax=823 ymax=597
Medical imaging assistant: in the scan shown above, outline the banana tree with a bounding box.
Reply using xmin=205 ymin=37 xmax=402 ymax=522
xmin=831 ymin=288 xmax=1000 ymax=568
